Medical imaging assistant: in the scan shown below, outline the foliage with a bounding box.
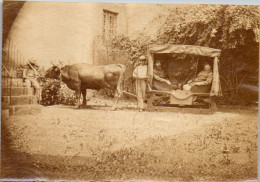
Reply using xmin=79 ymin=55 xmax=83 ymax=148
xmin=219 ymin=63 xmax=247 ymax=105
xmin=41 ymin=78 xmax=77 ymax=106
xmin=157 ymin=4 xmax=259 ymax=49
xmin=99 ymin=34 xmax=155 ymax=95
xmin=15 ymin=65 xmax=46 ymax=83
xmin=97 ymin=88 xmax=115 ymax=98
xmin=108 ymin=33 xmax=155 ymax=66
xmin=41 ymin=78 xmax=61 ymax=106
xmin=57 ymin=83 xmax=77 ymax=105
xmin=15 ymin=65 xmax=24 ymax=78
xmin=217 ymin=60 xmax=258 ymax=105
xmin=108 ymin=5 xmax=259 ymax=67
xmin=157 ymin=4 xmax=259 ymax=82
xmin=107 ymin=4 xmax=259 ymax=105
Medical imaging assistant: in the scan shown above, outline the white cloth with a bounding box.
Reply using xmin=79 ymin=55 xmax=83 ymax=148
xmin=133 ymin=65 xmax=148 ymax=79
xmin=136 ymin=79 xmax=146 ymax=110
xmin=183 ymin=84 xmax=192 ymax=91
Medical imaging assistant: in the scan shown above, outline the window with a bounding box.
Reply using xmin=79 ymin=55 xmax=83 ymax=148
xmin=103 ymin=10 xmax=118 ymax=40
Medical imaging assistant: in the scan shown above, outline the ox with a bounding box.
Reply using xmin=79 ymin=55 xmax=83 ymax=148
xmin=45 ymin=63 xmax=126 ymax=110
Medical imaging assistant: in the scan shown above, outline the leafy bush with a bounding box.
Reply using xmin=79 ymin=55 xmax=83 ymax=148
xmin=57 ymin=83 xmax=77 ymax=105
xmin=157 ymin=5 xmax=259 ymax=49
xmin=97 ymin=88 xmax=114 ymax=98
xmin=41 ymin=78 xmax=77 ymax=106
xmin=108 ymin=33 xmax=154 ymax=66
xmin=41 ymin=78 xmax=61 ymax=106
xmin=219 ymin=63 xmax=246 ymax=105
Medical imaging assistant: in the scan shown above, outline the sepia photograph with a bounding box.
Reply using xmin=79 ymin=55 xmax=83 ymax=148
xmin=1 ymin=1 xmax=259 ymax=181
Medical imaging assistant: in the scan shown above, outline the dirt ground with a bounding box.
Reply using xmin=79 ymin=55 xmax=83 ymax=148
xmin=1 ymin=98 xmax=258 ymax=181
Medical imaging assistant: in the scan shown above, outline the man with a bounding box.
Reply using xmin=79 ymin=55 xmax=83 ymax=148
xmin=152 ymin=60 xmax=172 ymax=91
xmin=153 ymin=60 xmax=171 ymax=85
xmin=133 ymin=55 xmax=148 ymax=112
xmin=23 ymin=60 xmax=42 ymax=103
xmin=183 ymin=63 xmax=213 ymax=93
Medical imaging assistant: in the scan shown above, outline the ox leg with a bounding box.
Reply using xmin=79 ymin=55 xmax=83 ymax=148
xmin=112 ymin=92 xmax=120 ymax=111
xmin=81 ymin=88 xmax=87 ymax=107
xmin=75 ymin=89 xmax=81 ymax=109
xmin=111 ymin=85 xmax=122 ymax=111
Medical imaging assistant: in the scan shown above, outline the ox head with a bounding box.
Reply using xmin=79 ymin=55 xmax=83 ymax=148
xmin=45 ymin=60 xmax=64 ymax=79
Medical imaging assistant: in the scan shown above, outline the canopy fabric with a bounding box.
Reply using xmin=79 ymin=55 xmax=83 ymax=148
xmin=147 ymin=52 xmax=154 ymax=86
xmin=210 ymin=57 xmax=222 ymax=96
xmin=149 ymin=45 xmax=221 ymax=57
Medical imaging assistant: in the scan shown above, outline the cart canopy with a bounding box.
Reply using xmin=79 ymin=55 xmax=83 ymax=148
xmin=149 ymin=45 xmax=221 ymax=57
xmin=147 ymin=44 xmax=222 ymax=96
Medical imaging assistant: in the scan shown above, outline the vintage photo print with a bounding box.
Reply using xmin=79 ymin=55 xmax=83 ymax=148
xmin=1 ymin=1 xmax=259 ymax=181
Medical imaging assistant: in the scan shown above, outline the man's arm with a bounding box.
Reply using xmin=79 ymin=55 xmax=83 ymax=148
xmin=187 ymin=79 xmax=193 ymax=84
xmin=133 ymin=67 xmax=138 ymax=78
xmin=153 ymin=74 xmax=171 ymax=85
xmin=22 ymin=69 xmax=27 ymax=79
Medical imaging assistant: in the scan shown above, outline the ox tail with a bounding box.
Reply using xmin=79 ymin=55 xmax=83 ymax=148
xmin=116 ymin=64 xmax=126 ymax=97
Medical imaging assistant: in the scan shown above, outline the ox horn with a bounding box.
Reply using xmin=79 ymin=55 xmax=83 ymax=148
xmin=55 ymin=60 xmax=61 ymax=67
xmin=58 ymin=60 xmax=64 ymax=67
xmin=51 ymin=60 xmax=59 ymax=66
xmin=50 ymin=60 xmax=54 ymax=65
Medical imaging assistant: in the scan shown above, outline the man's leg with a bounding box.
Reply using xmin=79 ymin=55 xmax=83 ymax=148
xmin=24 ymin=79 xmax=31 ymax=87
xmin=136 ymin=79 xmax=142 ymax=110
xmin=140 ymin=79 xmax=147 ymax=110
xmin=31 ymin=79 xmax=42 ymax=103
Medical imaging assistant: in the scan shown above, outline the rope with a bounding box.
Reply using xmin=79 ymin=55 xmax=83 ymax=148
xmin=27 ymin=61 xmax=42 ymax=77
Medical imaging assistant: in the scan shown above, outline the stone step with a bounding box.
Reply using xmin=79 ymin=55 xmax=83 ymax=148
xmin=2 ymin=87 xmax=35 ymax=96
xmin=9 ymin=104 xmax=42 ymax=116
xmin=2 ymin=78 xmax=26 ymax=87
xmin=1 ymin=109 xmax=9 ymax=119
xmin=2 ymin=95 xmax=37 ymax=105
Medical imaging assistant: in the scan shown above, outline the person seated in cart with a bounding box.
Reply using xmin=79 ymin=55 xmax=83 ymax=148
xmin=183 ymin=62 xmax=213 ymax=93
xmin=152 ymin=60 xmax=172 ymax=91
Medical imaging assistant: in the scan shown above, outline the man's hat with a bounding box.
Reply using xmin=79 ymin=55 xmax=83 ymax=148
xmin=28 ymin=60 xmax=39 ymax=67
xmin=139 ymin=55 xmax=146 ymax=60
